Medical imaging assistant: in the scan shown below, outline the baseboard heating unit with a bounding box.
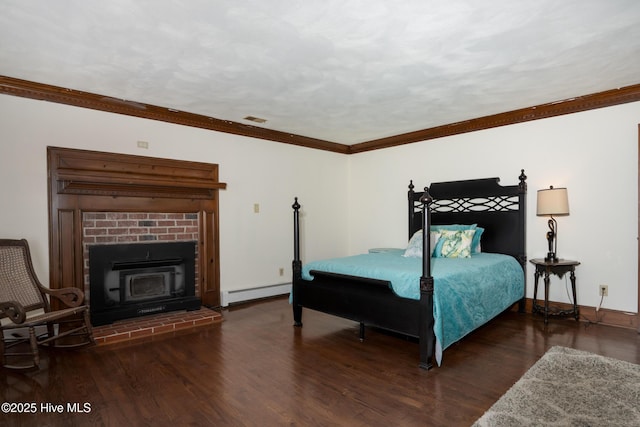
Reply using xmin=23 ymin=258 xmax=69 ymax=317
xmin=220 ymin=283 xmax=291 ymax=307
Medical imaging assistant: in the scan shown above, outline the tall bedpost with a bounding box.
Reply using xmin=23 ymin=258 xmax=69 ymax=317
xmin=407 ymin=180 xmax=415 ymax=239
xmin=517 ymin=169 xmax=528 ymax=313
xmin=418 ymin=187 xmax=434 ymax=370
xmin=292 ymin=197 xmax=303 ymax=326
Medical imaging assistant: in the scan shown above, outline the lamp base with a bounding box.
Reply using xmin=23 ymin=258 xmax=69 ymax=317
xmin=545 ymin=252 xmax=558 ymax=263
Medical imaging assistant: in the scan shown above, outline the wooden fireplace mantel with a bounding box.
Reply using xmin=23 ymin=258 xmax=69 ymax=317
xmin=47 ymin=146 xmax=227 ymax=308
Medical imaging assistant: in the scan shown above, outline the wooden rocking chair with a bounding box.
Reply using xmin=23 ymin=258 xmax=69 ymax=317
xmin=0 ymin=239 xmax=94 ymax=370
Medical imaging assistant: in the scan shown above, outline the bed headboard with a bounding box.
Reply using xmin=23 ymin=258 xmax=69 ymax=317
xmin=408 ymin=170 xmax=527 ymax=267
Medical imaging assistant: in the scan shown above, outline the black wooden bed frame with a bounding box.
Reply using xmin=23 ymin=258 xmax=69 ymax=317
xmin=291 ymin=170 xmax=527 ymax=369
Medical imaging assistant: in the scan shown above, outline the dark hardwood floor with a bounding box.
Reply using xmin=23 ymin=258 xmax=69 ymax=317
xmin=2 ymin=297 xmax=639 ymax=426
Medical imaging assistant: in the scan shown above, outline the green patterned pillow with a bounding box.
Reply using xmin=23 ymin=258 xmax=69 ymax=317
xmin=431 ymin=224 xmax=483 ymax=253
xmin=436 ymin=229 xmax=476 ymax=258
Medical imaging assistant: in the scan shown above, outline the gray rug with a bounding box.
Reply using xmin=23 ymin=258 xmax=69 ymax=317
xmin=473 ymin=346 xmax=640 ymax=426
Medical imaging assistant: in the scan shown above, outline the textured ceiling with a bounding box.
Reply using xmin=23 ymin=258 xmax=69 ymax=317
xmin=1 ymin=1 xmax=640 ymax=145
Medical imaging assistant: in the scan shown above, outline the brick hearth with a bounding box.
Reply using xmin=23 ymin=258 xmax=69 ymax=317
xmin=92 ymin=308 xmax=222 ymax=345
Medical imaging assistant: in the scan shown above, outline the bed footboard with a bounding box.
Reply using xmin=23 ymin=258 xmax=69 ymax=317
xmin=291 ymin=195 xmax=435 ymax=369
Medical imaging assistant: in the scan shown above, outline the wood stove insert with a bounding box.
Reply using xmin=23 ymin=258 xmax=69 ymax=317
xmin=89 ymin=241 xmax=199 ymax=326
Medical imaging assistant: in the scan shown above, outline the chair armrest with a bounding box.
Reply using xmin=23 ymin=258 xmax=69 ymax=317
xmin=41 ymin=287 xmax=85 ymax=308
xmin=0 ymin=301 xmax=27 ymax=324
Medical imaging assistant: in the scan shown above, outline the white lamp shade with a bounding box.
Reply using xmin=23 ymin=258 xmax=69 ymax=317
xmin=537 ymin=187 xmax=569 ymax=216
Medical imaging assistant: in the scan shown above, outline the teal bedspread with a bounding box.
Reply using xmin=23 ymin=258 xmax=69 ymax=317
xmin=302 ymin=250 xmax=524 ymax=364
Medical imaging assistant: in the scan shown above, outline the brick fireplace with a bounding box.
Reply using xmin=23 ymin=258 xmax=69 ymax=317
xmin=82 ymin=211 xmax=201 ymax=302
xmin=84 ymin=213 xmax=203 ymax=325
xmin=47 ymin=147 xmax=227 ymax=332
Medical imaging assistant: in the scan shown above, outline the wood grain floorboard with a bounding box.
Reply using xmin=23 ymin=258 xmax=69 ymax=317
xmin=1 ymin=297 xmax=639 ymax=426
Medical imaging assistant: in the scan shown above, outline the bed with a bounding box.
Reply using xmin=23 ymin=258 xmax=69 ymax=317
xmin=291 ymin=170 xmax=527 ymax=369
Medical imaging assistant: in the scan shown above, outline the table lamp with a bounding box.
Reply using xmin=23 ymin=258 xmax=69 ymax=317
xmin=536 ymin=186 xmax=569 ymax=263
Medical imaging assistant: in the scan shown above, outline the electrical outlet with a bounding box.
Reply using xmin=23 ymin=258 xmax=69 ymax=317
xmin=599 ymin=285 xmax=608 ymax=297
xmin=279 ymin=267 xmax=284 ymax=276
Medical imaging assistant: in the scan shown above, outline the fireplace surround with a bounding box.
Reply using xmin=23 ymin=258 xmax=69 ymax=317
xmin=89 ymin=241 xmax=199 ymax=325
xmin=47 ymin=147 xmax=226 ymax=311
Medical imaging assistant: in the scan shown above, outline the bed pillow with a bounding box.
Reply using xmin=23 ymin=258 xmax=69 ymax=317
xmin=432 ymin=224 xmax=483 ymax=254
xmin=434 ymin=229 xmax=476 ymax=258
xmin=471 ymin=227 xmax=484 ymax=253
xmin=403 ymin=230 xmax=441 ymax=258
xmin=431 ymin=224 xmax=477 ymax=232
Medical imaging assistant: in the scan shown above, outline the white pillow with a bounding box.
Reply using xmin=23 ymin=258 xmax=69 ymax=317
xmin=403 ymin=230 xmax=441 ymax=258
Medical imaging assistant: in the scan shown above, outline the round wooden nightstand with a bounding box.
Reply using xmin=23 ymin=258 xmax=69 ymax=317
xmin=530 ymin=258 xmax=580 ymax=324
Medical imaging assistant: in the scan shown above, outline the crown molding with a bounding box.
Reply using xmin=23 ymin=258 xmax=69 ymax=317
xmin=349 ymin=83 xmax=640 ymax=153
xmin=0 ymin=76 xmax=348 ymax=154
xmin=2 ymin=75 xmax=639 ymax=155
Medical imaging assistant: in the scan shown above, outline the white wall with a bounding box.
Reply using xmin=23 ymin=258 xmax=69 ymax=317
xmin=0 ymin=95 xmax=349 ymax=295
xmin=1 ymin=94 xmax=638 ymax=313
xmin=348 ymin=101 xmax=640 ymax=313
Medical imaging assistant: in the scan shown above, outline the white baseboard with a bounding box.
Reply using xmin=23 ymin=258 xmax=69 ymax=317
xmin=220 ymin=283 xmax=291 ymax=307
